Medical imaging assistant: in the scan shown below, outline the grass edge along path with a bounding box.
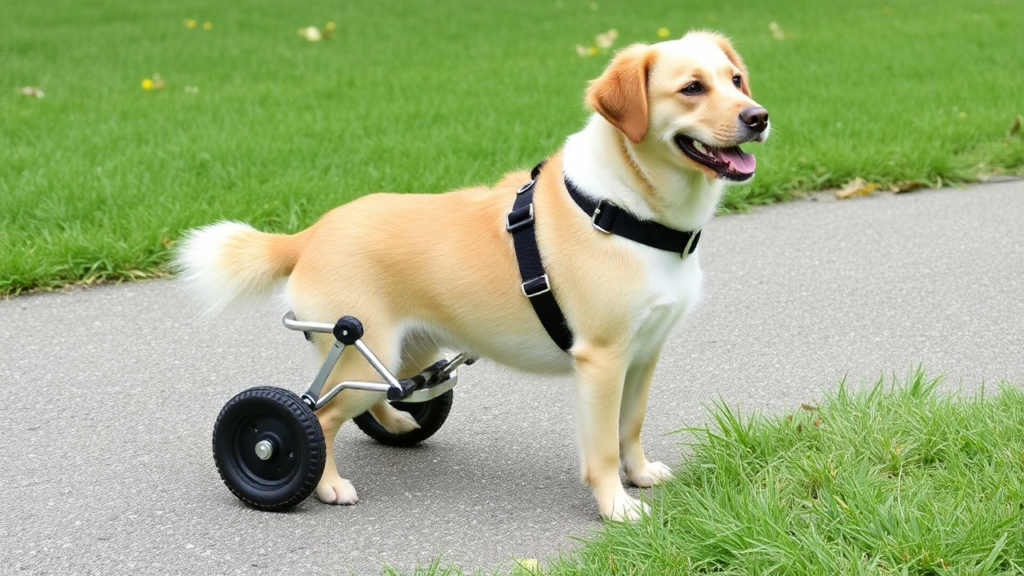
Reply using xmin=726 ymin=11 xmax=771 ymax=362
xmin=395 ymin=368 xmax=1024 ymax=575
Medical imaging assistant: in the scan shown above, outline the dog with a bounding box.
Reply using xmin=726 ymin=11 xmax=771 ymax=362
xmin=176 ymin=31 xmax=769 ymax=521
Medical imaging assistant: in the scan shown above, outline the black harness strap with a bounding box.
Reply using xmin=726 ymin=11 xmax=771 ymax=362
xmin=506 ymin=163 xmax=704 ymax=352
xmin=565 ymin=177 xmax=702 ymax=258
xmin=506 ymin=163 xmax=574 ymax=351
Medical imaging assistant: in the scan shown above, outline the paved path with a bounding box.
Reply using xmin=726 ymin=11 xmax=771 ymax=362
xmin=2 ymin=180 xmax=1023 ymax=575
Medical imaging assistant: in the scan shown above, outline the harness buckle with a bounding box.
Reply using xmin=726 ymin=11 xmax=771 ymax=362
xmin=505 ymin=203 xmax=535 ymax=232
xmin=680 ymin=229 xmax=701 ymax=259
xmin=517 ymin=180 xmax=535 ymax=195
xmin=591 ymin=199 xmax=615 ymax=234
xmin=521 ymin=274 xmax=551 ymax=298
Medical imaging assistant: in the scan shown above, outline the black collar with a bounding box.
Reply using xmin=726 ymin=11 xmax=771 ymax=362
xmin=564 ymin=176 xmax=701 ymax=258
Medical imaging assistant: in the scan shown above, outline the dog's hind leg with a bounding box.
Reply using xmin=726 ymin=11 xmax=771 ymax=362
xmin=311 ymin=329 xmax=401 ymax=505
xmin=619 ymin=352 xmax=673 ymax=488
xmin=572 ymin=344 xmax=647 ymax=521
xmin=365 ymin=339 xmax=442 ymax=434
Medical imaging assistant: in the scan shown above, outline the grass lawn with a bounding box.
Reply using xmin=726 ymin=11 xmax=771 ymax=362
xmin=403 ymin=370 xmax=1024 ymax=575
xmin=1 ymin=0 xmax=1022 ymax=295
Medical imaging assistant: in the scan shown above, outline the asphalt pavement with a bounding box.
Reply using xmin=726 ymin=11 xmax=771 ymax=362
xmin=2 ymin=179 xmax=1023 ymax=575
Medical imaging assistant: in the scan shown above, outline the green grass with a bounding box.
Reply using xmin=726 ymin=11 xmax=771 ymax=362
xmin=2 ymin=0 xmax=1023 ymax=294
xmin=395 ymin=369 xmax=1024 ymax=575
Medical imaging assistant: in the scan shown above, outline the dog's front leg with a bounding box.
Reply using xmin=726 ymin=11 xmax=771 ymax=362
xmin=573 ymin=344 xmax=646 ymax=521
xmin=620 ymin=352 xmax=673 ymax=488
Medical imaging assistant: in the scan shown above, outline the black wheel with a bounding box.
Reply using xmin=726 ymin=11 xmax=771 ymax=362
xmin=212 ymin=386 xmax=325 ymax=511
xmin=352 ymin=390 xmax=454 ymax=447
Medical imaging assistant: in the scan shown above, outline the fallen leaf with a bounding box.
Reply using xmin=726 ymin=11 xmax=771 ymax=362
xmin=657 ymin=27 xmax=670 ymax=38
xmin=769 ymin=21 xmax=786 ymax=40
xmin=184 ymin=19 xmax=197 ymax=29
xmin=298 ymin=26 xmax=322 ymax=41
xmin=512 ymin=558 xmax=539 ymax=574
xmin=889 ymin=180 xmax=926 ymax=194
xmin=19 ymin=86 xmax=44 ymax=98
xmin=594 ymin=28 xmax=618 ymax=49
xmin=202 ymin=21 xmax=213 ymax=30
xmin=835 ymin=177 xmax=877 ymax=199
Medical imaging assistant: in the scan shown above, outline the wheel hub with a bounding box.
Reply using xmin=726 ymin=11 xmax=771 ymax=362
xmin=254 ymin=439 xmax=274 ymax=460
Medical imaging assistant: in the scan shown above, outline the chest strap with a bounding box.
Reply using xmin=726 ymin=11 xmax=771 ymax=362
xmin=506 ymin=164 xmax=704 ymax=352
xmin=506 ymin=163 xmax=574 ymax=352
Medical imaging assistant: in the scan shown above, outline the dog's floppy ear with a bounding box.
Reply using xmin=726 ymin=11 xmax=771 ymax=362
xmin=707 ymin=33 xmax=751 ymax=96
xmin=586 ymin=43 xmax=655 ymax=144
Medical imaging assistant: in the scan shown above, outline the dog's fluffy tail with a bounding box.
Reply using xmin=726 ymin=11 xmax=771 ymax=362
xmin=173 ymin=221 xmax=307 ymax=315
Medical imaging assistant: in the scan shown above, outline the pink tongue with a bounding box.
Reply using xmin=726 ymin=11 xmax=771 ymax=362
xmin=713 ymin=147 xmax=756 ymax=174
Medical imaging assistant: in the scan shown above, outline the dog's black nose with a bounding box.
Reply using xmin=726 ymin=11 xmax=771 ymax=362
xmin=740 ymin=106 xmax=769 ymax=133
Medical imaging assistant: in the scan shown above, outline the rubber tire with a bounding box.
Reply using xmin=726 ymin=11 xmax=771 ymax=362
xmin=352 ymin=390 xmax=454 ymax=447
xmin=212 ymin=386 xmax=326 ymax=511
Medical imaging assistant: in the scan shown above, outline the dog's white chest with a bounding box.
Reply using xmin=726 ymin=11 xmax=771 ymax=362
xmin=631 ymin=248 xmax=703 ymax=359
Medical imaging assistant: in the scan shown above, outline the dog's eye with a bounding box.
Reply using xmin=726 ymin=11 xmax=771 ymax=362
xmin=680 ymin=82 xmax=703 ymax=96
xmin=732 ymin=75 xmax=743 ymax=88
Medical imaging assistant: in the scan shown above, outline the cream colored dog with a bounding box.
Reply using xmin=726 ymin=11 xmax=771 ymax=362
xmin=177 ymin=31 xmax=769 ymax=521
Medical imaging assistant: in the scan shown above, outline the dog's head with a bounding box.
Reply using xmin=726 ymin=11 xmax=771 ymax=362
xmin=586 ymin=31 xmax=769 ymax=182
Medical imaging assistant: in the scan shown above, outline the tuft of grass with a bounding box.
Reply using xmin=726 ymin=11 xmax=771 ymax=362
xmin=2 ymin=0 xmax=1024 ymax=294
xmin=393 ymin=368 xmax=1024 ymax=575
xmin=543 ymin=368 xmax=1024 ymax=575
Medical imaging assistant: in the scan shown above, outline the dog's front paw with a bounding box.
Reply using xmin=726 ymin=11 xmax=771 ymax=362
xmin=626 ymin=460 xmax=674 ymax=488
xmin=602 ymin=493 xmax=650 ymax=522
xmin=315 ymin=474 xmax=359 ymax=505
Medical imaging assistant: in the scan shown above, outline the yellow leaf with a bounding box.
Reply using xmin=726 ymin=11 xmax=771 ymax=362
xmin=889 ymin=180 xmax=926 ymax=194
xmin=658 ymin=27 xmax=670 ymax=38
xmin=835 ymin=177 xmax=877 ymax=199
xmin=184 ymin=19 xmax=197 ymax=29
xmin=512 ymin=558 xmax=540 ymax=574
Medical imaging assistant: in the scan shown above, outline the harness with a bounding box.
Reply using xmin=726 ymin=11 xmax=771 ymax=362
xmin=506 ymin=163 xmax=702 ymax=352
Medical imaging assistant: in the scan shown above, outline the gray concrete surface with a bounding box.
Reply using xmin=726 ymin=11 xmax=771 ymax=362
xmin=2 ymin=180 xmax=1022 ymax=575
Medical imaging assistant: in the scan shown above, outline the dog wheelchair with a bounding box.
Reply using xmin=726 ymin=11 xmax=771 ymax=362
xmin=212 ymin=312 xmax=475 ymax=511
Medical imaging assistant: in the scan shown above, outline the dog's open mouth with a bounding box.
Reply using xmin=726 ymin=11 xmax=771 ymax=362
xmin=674 ymin=135 xmax=756 ymax=181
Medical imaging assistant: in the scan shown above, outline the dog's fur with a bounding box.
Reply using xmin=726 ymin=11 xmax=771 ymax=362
xmin=177 ymin=31 xmax=769 ymax=521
